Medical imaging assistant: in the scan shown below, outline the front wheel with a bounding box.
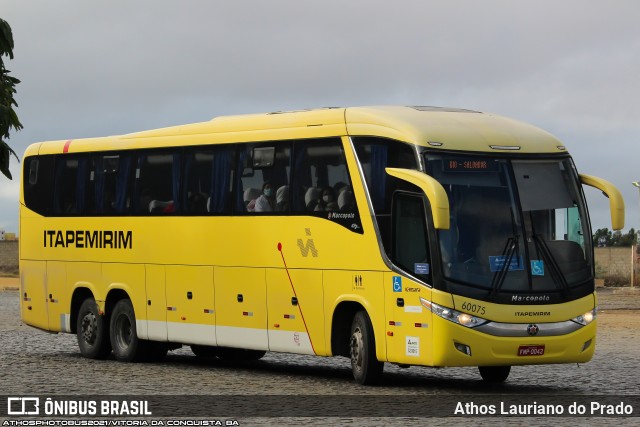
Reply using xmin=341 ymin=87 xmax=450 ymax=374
xmin=110 ymin=299 xmax=149 ymax=362
xmin=350 ymin=311 xmax=383 ymax=385
xmin=478 ymin=366 xmax=511 ymax=383
xmin=76 ymin=298 xmax=111 ymax=359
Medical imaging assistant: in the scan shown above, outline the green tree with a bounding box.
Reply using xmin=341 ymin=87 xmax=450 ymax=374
xmin=593 ymin=228 xmax=612 ymax=247
xmin=593 ymin=228 xmax=637 ymax=247
xmin=616 ymin=228 xmax=637 ymax=247
xmin=0 ymin=18 xmax=22 ymax=180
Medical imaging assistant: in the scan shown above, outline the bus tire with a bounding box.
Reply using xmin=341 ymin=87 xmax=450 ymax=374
xmin=350 ymin=311 xmax=383 ymax=385
xmin=76 ymin=298 xmax=111 ymax=359
xmin=215 ymin=347 xmax=266 ymax=361
xmin=110 ymin=299 xmax=148 ymax=362
xmin=478 ymin=366 xmax=511 ymax=383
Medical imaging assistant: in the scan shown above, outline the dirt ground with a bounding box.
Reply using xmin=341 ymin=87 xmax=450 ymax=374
xmin=0 ymin=276 xmax=19 ymax=289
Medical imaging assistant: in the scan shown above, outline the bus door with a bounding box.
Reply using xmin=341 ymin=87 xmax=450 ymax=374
xmin=214 ymin=267 xmax=268 ymax=351
xmin=165 ymin=265 xmax=216 ymax=346
xmin=384 ymin=192 xmax=434 ymax=365
xmin=266 ymin=268 xmax=324 ymax=355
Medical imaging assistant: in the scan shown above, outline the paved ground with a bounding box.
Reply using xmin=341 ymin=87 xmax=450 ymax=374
xmin=1 ymin=287 xmax=639 ymax=425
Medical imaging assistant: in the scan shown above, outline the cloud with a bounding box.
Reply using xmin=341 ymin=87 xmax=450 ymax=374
xmin=2 ymin=0 xmax=640 ymax=234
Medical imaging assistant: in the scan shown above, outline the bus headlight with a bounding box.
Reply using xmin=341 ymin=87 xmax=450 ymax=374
xmin=572 ymin=308 xmax=597 ymax=326
xmin=420 ymin=298 xmax=488 ymax=328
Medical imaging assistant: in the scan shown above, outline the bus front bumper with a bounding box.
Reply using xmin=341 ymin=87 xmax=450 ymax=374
xmin=430 ymin=315 xmax=597 ymax=367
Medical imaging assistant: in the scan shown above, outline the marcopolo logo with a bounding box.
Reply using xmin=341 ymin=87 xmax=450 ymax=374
xmin=7 ymin=397 xmax=40 ymax=415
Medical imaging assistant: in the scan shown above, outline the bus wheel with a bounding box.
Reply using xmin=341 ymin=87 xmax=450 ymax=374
xmin=349 ymin=311 xmax=383 ymax=385
xmin=76 ymin=298 xmax=111 ymax=359
xmin=191 ymin=345 xmax=219 ymax=358
xmin=110 ymin=299 xmax=147 ymax=362
xmin=216 ymin=347 xmax=266 ymax=361
xmin=478 ymin=366 xmax=511 ymax=383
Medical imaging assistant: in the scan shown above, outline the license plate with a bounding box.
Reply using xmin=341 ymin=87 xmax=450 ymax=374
xmin=518 ymin=345 xmax=545 ymax=356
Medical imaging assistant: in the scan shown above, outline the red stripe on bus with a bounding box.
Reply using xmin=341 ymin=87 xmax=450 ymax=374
xmin=63 ymin=140 xmax=73 ymax=153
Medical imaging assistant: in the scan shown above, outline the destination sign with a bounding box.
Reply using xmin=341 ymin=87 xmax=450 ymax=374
xmin=444 ymin=159 xmax=498 ymax=172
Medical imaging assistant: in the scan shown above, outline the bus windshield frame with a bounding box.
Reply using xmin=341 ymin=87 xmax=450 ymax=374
xmin=421 ymin=152 xmax=594 ymax=305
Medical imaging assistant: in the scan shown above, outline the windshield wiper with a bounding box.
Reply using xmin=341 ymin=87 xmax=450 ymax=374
xmin=488 ymin=235 xmax=520 ymax=299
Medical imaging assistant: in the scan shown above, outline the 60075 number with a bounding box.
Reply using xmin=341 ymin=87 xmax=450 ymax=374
xmin=461 ymin=302 xmax=486 ymax=315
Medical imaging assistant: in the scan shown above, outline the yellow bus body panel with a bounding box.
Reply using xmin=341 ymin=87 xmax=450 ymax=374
xmin=266 ymin=268 xmax=325 ymax=355
xmin=20 ymin=260 xmax=48 ymax=331
xmin=382 ymin=273 xmax=434 ymax=365
xmin=429 ymin=316 xmax=596 ymax=367
xmin=451 ymin=293 xmax=595 ymax=323
xmin=165 ymin=265 xmax=215 ymax=346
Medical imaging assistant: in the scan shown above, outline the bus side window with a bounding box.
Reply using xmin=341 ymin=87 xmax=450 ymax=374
xmin=353 ymin=137 xmax=417 ymax=214
xmin=134 ymin=152 xmax=180 ymax=214
xmin=292 ymin=138 xmax=353 ymax=214
xmin=93 ymin=154 xmax=133 ymax=215
xmin=53 ymin=156 xmax=83 ymax=215
xmin=353 ymin=137 xmax=418 ymax=251
xmin=391 ymin=193 xmax=431 ymax=282
xmin=238 ymin=143 xmax=290 ymax=214
xmin=183 ymin=147 xmax=234 ymax=215
xmin=23 ymin=155 xmax=54 ymax=216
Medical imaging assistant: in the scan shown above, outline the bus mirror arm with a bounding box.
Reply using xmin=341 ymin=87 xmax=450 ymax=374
xmin=579 ymin=173 xmax=625 ymax=231
xmin=385 ymin=167 xmax=450 ymax=230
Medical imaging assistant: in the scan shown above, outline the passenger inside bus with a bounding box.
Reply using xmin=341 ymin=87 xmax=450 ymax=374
xmin=276 ymin=185 xmax=289 ymax=211
xmin=255 ymin=181 xmax=276 ymax=212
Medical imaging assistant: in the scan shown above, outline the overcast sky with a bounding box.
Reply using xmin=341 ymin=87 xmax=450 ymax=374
xmin=2 ymin=0 xmax=640 ymax=235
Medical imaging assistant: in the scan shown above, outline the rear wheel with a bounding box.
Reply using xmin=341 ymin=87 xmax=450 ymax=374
xmin=76 ymin=298 xmax=111 ymax=359
xmin=479 ymin=366 xmax=511 ymax=383
xmin=350 ymin=311 xmax=383 ymax=385
xmin=110 ymin=299 xmax=150 ymax=362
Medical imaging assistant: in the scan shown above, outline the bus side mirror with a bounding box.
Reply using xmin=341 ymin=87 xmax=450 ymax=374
xmin=579 ymin=174 xmax=625 ymax=231
xmin=385 ymin=167 xmax=450 ymax=230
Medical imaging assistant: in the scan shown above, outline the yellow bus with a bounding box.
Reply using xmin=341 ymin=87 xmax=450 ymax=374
xmin=20 ymin=106 xmax=624 ymax=384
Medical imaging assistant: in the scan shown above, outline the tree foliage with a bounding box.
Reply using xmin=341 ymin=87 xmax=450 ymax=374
xmin=0 ymin=17 xmax=22 ymax=180
xmin=594 ymin=228 xmax=637 ymax=247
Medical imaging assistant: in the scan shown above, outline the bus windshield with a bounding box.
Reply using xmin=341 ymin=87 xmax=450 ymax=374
xmin=424 ymin=154 xmax=593 ymax=303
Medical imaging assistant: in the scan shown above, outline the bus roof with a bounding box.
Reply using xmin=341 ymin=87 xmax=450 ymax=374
xmin=30 ymin=106 xmax=567 ymax=156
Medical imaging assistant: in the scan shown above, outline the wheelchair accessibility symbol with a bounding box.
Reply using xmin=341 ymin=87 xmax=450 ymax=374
xmin=531 ymin=260 xmax=544 ymax=276
xmin=393 ymin=276 xmax=402 ymax=292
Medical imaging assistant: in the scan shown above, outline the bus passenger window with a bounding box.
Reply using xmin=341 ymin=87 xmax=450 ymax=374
xmin=183 ymin=148 xmax=233 ymax=215
xmin=238 ymin=144 xmax=290 ymax=214
xmin=292 ymin=139 xmax=354 ymax=214
xmin=134 ymin=152 xmax=179 ymax=214
xmin=23 ymin=155 xmax=54 ymax=216
xmin=54 ymin=157 xmax=82 ymax=215
xmin=276 ymin=185 xmax=289 ymax=211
